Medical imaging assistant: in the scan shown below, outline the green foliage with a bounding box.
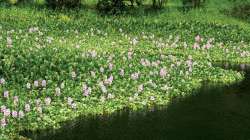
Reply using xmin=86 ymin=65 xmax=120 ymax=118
xmin=97 ymin=0 xmax=126 ymax=14
xmin=45 ymin=0 xmax=81 ymax=8
xmin=152 ymin=0 xmax=167 ymax=9
xmin=7 ymin=0 xmax=18 ymax=5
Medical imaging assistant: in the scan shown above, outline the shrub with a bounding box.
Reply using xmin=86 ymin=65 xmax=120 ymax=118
xmin=228 ymin=4 xmax=250 ymax=21
xmin=152 ymin=0 xmax=167 ymax=9
xmin=46 ymin=0 xmax=81 ymax=8
xmin=97 ymin=0 xmax=126 ymax=14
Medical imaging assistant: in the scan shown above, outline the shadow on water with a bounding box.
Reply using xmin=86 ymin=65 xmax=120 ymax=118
xmin=21 ymin=64 xmax=250 ymax=140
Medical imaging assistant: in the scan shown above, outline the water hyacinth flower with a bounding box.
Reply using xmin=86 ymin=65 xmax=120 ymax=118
xmin=104 ymin=75 xmax=113 ymax=85
xmin=90 ymin=50 xmax=97 ymax=58
xmin=1 ymin=118 xmax=6 ymax=128
xmin=131 ymin=72 xmax=139 ymax=80
xmin=45 ymin=97 xmax=51 ymax=106
xmin=99 ymin=82 xmax=107 ymax=93
xmin=18 ymin=111 xmax=24 ymax=118
xmin=26 ymin=82 xmax=31 ymax=89
xmin=193 ymin=43 xmax=200 ymax=49
xmin=67 ymin=97 xmax=73 ymax=106
xmin=195 ymin=35 xmax=201 ymax=42
xmin=12 ymin=110 xmax=18 ymax=118
xmin=41 ymin=80 xmax=47 ymax=87
xmin=107 ymin=93 xmax=114 ymax=99
xmin=138 ymin=84 xmax=144 ymax=93
xmin=55 ymin=87 xmax=61 ymax=96
xmin=34 ymin=80 xmax=39 ymax=88
xmin=82 ymin=84 xmax=91 ymax=97
xmin=127 ymin=51 xmax=133 ymax=60
xmin=13 ymin=96 xmax=19 ymax=106
xmin=160 ymin=68 xmax=167 ymax=78
xmin=35 ymin=99 xmax=41 ymax=106
xmin=150 ymin=96 xmax=155 ymax=101
xmin=37 ymin=106 xmax=42 ymax=114
xmin=25 ymin=104 xmax=31 ymax=112
xmin=119 ymin=69 xmax=124 ymax=77
xmin=100 ymin=67 xmax=104 ymax=73
xmin=71 ymin=103 xmax=77 ymax=109
xmin=131 ymin=38 xmax=138 ymax=46
xmin=4 ymin=109 xmax=10 ymax=117
xmin=108 ymin=63 xmax=113 ymax=71
xmin=1 ymin=105 xmax=6 ymax=113
xmin=3 ymin=91 xmax=9 ymax=98
xmin=0 ymin=78 xmax=5 ymax=85
xmin=60 ymin=82 xmax=65 ymax=89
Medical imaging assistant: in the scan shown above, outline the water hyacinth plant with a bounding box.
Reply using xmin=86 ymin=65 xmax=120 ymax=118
xmin=1 ymin=1 xmax=250 ymax=139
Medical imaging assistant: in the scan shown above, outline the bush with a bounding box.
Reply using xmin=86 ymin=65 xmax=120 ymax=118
xmin=152 ymin=0 xmax=167 ymax=9
xmin=46 ymin=0 xmax=81 ymax=8
xmin=229 ymin=4 xmax=250 ymax=21
xmin=97 ymin=0 xmax=126 ymax=14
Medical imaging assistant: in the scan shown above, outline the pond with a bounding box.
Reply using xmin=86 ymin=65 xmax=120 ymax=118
xmin=21 ymin=64 xmax=250 ymax=140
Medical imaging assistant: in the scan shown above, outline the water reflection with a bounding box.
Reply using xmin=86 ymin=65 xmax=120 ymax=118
xmin=22 ymin=64 xmax=250 ymax=140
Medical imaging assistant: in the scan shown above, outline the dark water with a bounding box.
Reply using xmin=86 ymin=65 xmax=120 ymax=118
xmin=22 ymin=64 xmax=250 ymax=140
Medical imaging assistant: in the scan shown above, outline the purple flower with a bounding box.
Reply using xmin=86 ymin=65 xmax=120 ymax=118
xmin=104 ymin=75 xmax=113 ymax=85
xmin=109 ymin=63 xmax=113 ymax=71
xmin=160 ymin=68 xmax=167 ymax=78
xmin=34 ymin=80 xmax=39 ymax=87
xmin=1 ymin=105 xmax=6 ymax=113
xmin=55 ymin=87 xmax=61 ymax=96
xmin=26 ymin=83 xmax=31 ymax=89
xmin=35 ymin=99 xmax=41 ymax=106
xmin=119 ymin=69 xmax=124 ymax=76
xmin=128 ymin=51 xmax=133 ymax=60
xmin=0 ymin=78 xmax=5 ymax=85
xmin=90 ymin=50 xmax=97 ymax=58
xmin=25 ymin=104 xmax=31 ymax=112
xmin=71 ymin=103 xmax=77 ymax=109
xmin=100 ymin=67 xmax=104 ymax=73
xmin=193 ymin=43 xmax=200 ymax=49
xmin=45 ymin=97 xmax=51 ymax=106
xmin=99 ymin=82 xmax=107 ymax=93
xmin=83 ymin=87 xmax=91 ymax=97
xmin=138 ymin=84 xmax=144 ymax=93
xmin=107 ymin=93 xmax=114 ymax=99
xmin=37 ymin=106 xmax=42 ymax=114
xmin=3 ymin=109 xmax=10 ymax=117
xmin=67 ymin=97 xmax=73 ymax=105
xmin=41 ymin=80 xmax=47 ymax=87
xmin=3 ymin=91 xmax=9 ymax=98
xmin=131 ymin=72 xmax=139 ymax=80
xmin=12 ymin=110 xmax=18 ymax=118
xmin=150 ymin=96 xmax=155 ymax=101
xmin=13 ymin=96 xmax=19 ymax=106
xmin=18 ymin=110 xmax=24 ymax=118
xmin=195 ymin=35 xmax=201 ymax=42
xmin=1 ymin=118 xmax=7 ymax=128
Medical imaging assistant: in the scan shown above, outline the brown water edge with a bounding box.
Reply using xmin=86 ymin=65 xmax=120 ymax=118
xmin=20 ymin=63 xmax=250 ymax=140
